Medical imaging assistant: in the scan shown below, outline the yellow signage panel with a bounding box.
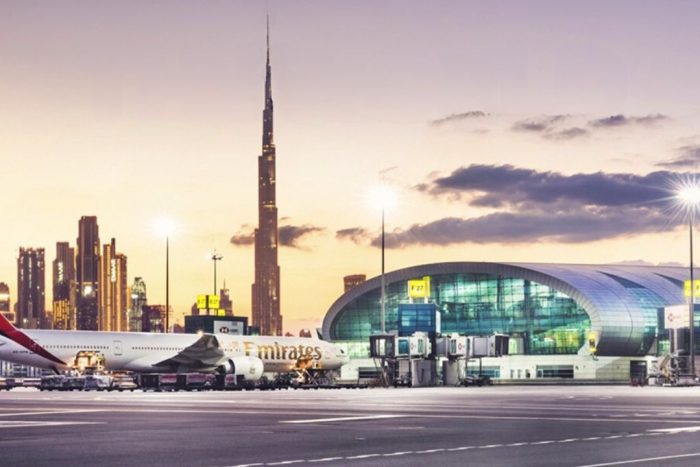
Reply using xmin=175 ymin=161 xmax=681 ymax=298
xmin=683 ymin=280 xmax=700 ymax=298
xmin=408 ymin=276 xmax=431 ymax=299
xmin=196 ymin=294 xmax=220 ymax=310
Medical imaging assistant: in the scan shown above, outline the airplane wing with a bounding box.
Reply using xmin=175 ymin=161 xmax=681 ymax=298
xmin=152 ymin=334 xmax=226 ymax=372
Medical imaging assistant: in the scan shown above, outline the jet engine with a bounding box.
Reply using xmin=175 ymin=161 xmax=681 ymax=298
xmin=217 ymin=356 xmax=264 ymax=381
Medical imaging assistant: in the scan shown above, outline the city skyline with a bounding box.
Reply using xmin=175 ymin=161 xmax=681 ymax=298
xmin=3 ymin=1 xmax=700 ymax=333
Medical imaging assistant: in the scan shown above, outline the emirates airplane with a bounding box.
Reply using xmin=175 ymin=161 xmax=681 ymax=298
xmin=0 ymin=312 xmax=349 ymax=381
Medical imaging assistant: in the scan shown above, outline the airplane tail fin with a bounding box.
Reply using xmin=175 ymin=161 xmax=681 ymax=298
xmin=0 ymin=311 xmax=65 ymax=365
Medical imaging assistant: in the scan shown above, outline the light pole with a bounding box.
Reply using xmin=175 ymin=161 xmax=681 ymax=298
xmin=166 ymin=235 xmax=169 ymax=333
xmin=678 ymin=186 xmax=700 ymax=378
xmin=370 ymin=185 xmax=396 ymax=334
xmin=211 ymin=251 xmax=223 ymax=295
xmin=381 ymin=204 xmax=386 ymax=334
xmin=154 ymin=218 xmax=176 ymax=333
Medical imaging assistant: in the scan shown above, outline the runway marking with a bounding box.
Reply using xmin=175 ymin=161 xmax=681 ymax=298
xmin=409 ymin=413 xmax=700 ymax=425
xmin=344 ymin=454 xmax=380 ymax=459
xmin=0 ymin=421 xmax=104 ymax=429
xmin=281 ymin=415 xmax=405 ymax=424
xmin=648 ymin=425 xmax=700 ymax=433
xmin=576 ymin=452 xmax=700 ymax=467
xmin=0 ymin=409 xmax=104 ymax=417
xmin=222 ymin=428 xmax=700 ymax=466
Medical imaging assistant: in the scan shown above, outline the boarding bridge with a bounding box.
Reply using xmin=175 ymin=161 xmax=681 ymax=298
xmin=370 ymin=332 xmax=509 ymax=387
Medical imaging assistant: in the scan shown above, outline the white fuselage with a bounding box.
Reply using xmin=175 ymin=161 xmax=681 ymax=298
xmin=0 ymin=330 xmax=348 ymax=374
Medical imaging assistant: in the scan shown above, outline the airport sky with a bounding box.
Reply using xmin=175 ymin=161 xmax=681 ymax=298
xmin=2 ymin=0 xmax=700 ymax=333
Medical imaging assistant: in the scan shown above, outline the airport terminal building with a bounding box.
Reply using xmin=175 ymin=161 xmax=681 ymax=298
xmin=322 ymin=262 xmax=693 ymax=382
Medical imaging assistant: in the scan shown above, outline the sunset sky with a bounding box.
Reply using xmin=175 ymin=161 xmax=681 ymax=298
xmin=2 ymin=1 xmax=700 ymax=333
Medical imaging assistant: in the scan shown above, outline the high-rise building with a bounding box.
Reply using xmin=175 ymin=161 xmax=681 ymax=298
xmin=0 ymin=282 xmax=15 ymax=325
xmin=17 ymin=247 xmax=45 ymax=329
xmin=252 ymin=20 xmax=282 ymax=336
xmin=128 ymin=277 xmax=147 ymax=332
xmin=52 ymin=242 xmax=75 ymax=330
xmin=219 ymin=282 xmax=233 ymax=316
xmin=344 ymin=274 xmax=367 ymax=293
xmin=141 ymin=304 xmax=167 ymax=333
xmin=99 ymin=238 xmax=128 ymax=331
xmin=76 ymin=216 xmax=100 ymax=330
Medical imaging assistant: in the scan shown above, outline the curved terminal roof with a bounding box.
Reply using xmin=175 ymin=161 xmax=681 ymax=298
xmin=322 ymin=262 xmax=692 ymax=356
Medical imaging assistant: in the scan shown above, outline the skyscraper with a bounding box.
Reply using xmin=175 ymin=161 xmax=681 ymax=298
xmin=0 ymin=282 xmax=15 ymax=325
xmin=220 ymin=282 xmax=233 ymax=316
xmin=17 ymin=247 xmax=45 ymax=329
xmin=99 ymin=238 xmax=128 ymax=331
xmin=252 ymin=19 xmax=282 ymax=336
xmin=53 ymin=242 xmax=75 ymax=330
xmin=76 ymin=216 xmax=100 ymax=330
xmin=128 ymin=277 xmax=147 ymax=332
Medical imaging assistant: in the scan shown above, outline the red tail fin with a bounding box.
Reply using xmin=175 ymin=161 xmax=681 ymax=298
xmin=0 ymin=312 xmax=65 ymax=365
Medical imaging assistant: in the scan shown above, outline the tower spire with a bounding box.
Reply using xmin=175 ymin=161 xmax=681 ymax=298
xmin=266 ymin=14 xmax=270 ymax=61
xmin=265 ymin=15 xmax=272 ymax=109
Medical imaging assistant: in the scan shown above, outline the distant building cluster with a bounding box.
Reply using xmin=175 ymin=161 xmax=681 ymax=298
xmin=4 ymin=214 xmax=243 ymax=335
xmin=7 ymin=216 xmax=137 ymax=332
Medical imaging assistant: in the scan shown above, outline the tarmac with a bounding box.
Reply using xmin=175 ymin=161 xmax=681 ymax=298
xmin=3 ymin=385 xmax=700 ymax=466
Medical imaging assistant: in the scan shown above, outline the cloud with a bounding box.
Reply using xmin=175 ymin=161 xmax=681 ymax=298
xmin=402 ymin=164 xmax=691 ymax=247
xmin=657 ymin=145 xmax=700 ymax=169
xmin=376 ymin=206 xmax=677 ymax=247
xmin=512 ymin=115 xmax=568 ymax=133
xmin=511 ymin=115 xmax=588 ymax=141
xmin=588 ymin=113 xmax=668 ymax=128
xmin=231 ymin=223 xmax=325 ymax=249
xmin=336 ymin=227 xmax=372 ymax=245
xmin=511 ymin=113 xmax=668 ymax=141
xmin=419 ymin=164 xmax=672 ymax=209
xmin=431 ymin=111 xmax=488 ymax=126
xmin=230 ymin=225 xmax=255 ymax=246
xmin=542 ymin=127 xmax=589 ymax=141
xmin=279 ymin=224 xmax=325 ymax=249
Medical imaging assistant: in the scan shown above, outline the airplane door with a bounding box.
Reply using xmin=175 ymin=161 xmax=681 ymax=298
xmin=113 ymin=340 xmax=123 ymax=356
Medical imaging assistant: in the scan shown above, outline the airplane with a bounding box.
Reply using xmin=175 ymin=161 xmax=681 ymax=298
xmin=0 ymin=312 xmax=349 ymax=382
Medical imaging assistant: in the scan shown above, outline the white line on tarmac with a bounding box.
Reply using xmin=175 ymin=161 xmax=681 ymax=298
xmin=281 ymin=415 xmax=405 ymax=424
xmin=345 ymin=454 xmax=380 ymax=459
xmin=0 ymin=421 xmax=104 ymax=429
xmin=648 ymin=426 xmax=700 ymax=433
xmin=219 ymin=429 xmax=695 ymax=467
xmin=576 ymin=452 xmax=700 ymax=467
xmin=0 ymin=409 xmax=104 ymax=417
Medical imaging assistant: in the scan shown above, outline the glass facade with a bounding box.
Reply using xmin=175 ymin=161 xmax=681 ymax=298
xmin=331 ymin=273 xmax=591 ymax=357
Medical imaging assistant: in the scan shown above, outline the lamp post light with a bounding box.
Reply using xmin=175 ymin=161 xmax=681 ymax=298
xmin=154 ymin=218 xmax=176 ymax=333
xmin=369 ymin=185 xmax=396 ymax=334
xmin=677 ymin=186 xmax=700 ymax=379
xmin=210 ymin=251 xmax=223 ymax=295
